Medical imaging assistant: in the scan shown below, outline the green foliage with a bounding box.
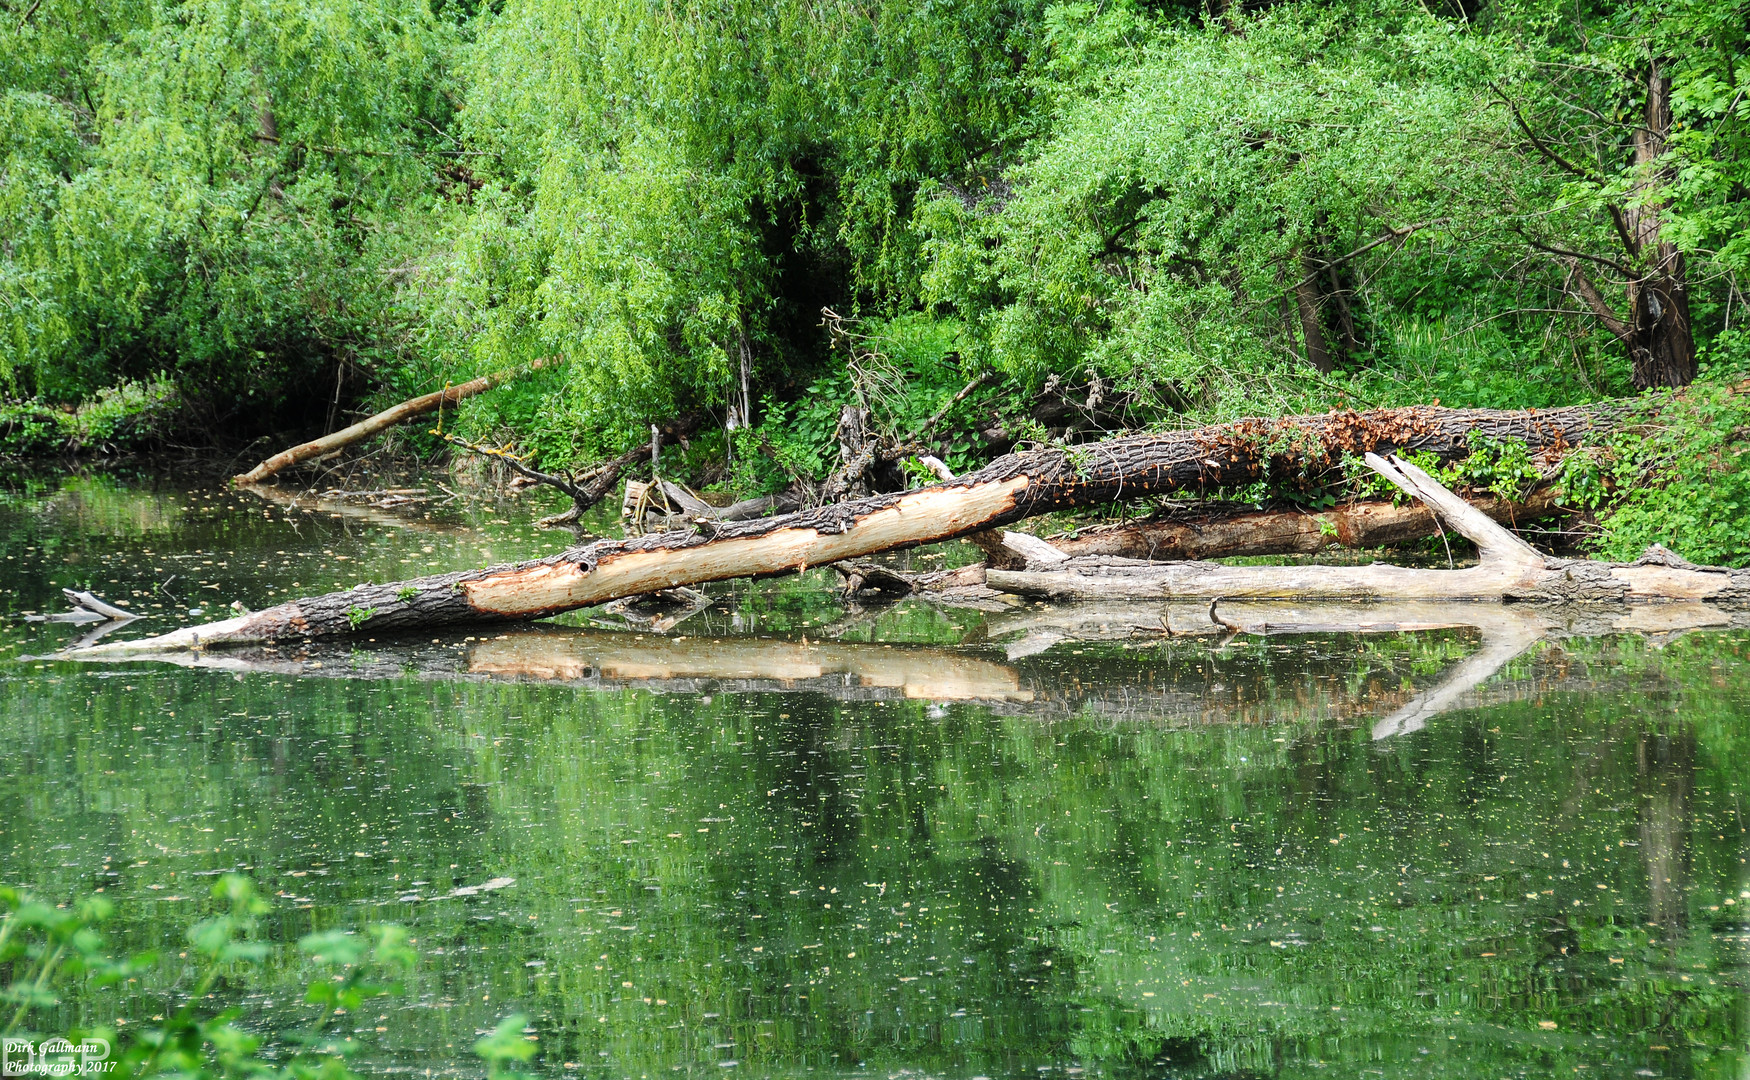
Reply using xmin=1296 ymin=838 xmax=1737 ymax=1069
xmin=923 ymin=4 xmax=1502 ymax=405
xmin=1341 ymin=431 xmax=1541 ymax=506
xmin=1 ymin=0 xmax=458 ymax=419
xmin=424 ymin=0 xmax=1039 ymax=460
xmin=1583 ymin=366 xmax=1750 ymax=566
xmin=1 ymin=376 xmax=180 ymax=456
xmin=725 ymin=312 xmax=983 ymax=493
xmin=2 ymin=876 xmax=415 ymax=1080
xmin=471 ymin=1014 xmax=537 ymax=1080
xmin=1489 ymin=0 xmax=1750 ymax=282
xmin=3 ymin=877 xmax=533 ymax=1080
xmin=1 ymin=0 xmax=1744 ymax=509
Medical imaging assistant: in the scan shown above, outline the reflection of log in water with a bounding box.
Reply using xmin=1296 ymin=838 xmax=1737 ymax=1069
xmin=58 ymin=599 xmax=1742 ymax=732
xmin=466 ymin=633 xmax=1036 ymax=703
xmin=238 ymin=482 xmax=465 ymax=534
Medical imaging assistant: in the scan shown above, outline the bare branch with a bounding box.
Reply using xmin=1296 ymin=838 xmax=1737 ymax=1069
xmin=1561 ymin=261 xmax=1636 ymax=345
xmin=1523 ymin=237 xmax=1634 ymax=276
xmin=1491 ymin=83 xmax=1602 ymax=183
xmin=1287 ymin=220 xmax=1446 ymax=295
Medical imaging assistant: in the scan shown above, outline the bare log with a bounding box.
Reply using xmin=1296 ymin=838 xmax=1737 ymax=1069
xmin=74 ymin=403 xmax=1629 ymax=654
xmin=233 ymin=358 xmax=555 ymax=484
xmin=967 ymin=527 xmax=1070 ymax=570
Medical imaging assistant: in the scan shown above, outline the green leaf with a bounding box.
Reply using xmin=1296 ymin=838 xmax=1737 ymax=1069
xmin=472 ymin=1013 xmax=538 ymax=1065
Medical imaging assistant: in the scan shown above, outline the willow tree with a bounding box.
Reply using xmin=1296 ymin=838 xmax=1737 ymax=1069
xmin=422 ymin=0 xmax=1043 ymax=464
xmin=0 ymin=0 xmax=459 ymax=418
xmin=1488 ymin=0 xmax=1748 ymax=389
xmin=915 ymin=5 xmax=1528 ymax=410
xmin=916 ymin=0 xmax=1748 ymax=411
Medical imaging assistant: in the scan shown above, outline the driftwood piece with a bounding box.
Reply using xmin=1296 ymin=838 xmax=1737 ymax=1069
xmin=62 ymin=589 xmax=138 ymax=621
xmin=541 ymin=414 xmax=707 ymax=529
xmin=22 ymin=590 xmax=143 ymax=648
xmin=70 ymin=403 xmax=1624 ymax=654
xmin=233 ymin=358 xmax=553 ymax=484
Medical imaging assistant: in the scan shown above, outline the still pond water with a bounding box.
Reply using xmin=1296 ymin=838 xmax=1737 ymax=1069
xmin=0 ymin=468 xmax=1746 ymax=1079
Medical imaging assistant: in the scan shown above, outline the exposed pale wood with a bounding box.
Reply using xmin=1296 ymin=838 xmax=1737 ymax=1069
xmin=233 ymin=358 xmax=552 ymax=484
xmin=967 ymin=528 xmax=1070 ymax=570
xmin=987 ymin=454 xmax=1750 ymax=607
xmin=915 ymin=455 xmax=956 ymax=482
xmin=62 ymin=589 xmax=138 ymax=621
xmin=1365 ymin=453 xmax=1543 ymax=566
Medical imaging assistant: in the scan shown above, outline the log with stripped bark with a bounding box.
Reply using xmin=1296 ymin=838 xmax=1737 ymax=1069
xmin=76 ymin=402 xmax=1626 ymax=654
xmin=233 ymin=358 xmax=554 ymax=484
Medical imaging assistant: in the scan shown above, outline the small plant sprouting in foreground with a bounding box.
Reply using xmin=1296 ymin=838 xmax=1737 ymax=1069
xmin=1 ymin=878 xmax=536 ymax=1079
xmin=472 ymin=1014 xmax=539 ymax=1080
xmin=346 ymin=606 xmax=377 ymax=630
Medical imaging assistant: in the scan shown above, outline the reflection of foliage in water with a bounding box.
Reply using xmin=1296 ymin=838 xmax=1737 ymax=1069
xmin=0 ymin=474 xmax=185 ymax=540
xmin=0 ymin=632 xmax=1744 ymax=1077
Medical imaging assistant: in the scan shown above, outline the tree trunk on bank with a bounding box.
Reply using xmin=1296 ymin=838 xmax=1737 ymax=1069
xmin=1545 ymin=62 xmax=1696 ymax=390
xmin=1626 ymin=60 xmax=1696 ymax=390
xmin=1294 ymin=250 xmax=1337 ymax=373
xmin=73 ymin=402 xmax=1625 ymax=654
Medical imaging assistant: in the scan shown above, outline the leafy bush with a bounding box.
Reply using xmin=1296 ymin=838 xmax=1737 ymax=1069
xmin=0 ymin=376 xmax=179 ymax=456
xmin=0 ymin=877 xmax=527 ymax=1080
xmin=1581 ymin=366 xmax=1750 ymax=567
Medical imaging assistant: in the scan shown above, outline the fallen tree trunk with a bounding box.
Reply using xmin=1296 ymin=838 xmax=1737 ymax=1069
xmin=76 ymin=402 xmax=1627 ymax=653
xmin=987 ymin=454 xmax=1750 ymax=606
xmin=233 ymin=358 xmax=554 ymax=484
xmin=1045 ymin=484 xmax=1567 ymax=561
xmin=835 ymin=487 xmax=1566 ymax=600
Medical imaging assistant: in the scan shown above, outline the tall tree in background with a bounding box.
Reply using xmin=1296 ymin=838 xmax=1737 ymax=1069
xmin=1497 ymin=0 xmax=1746 ymax=388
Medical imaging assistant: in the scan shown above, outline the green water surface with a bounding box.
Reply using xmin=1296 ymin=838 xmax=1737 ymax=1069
xmin=0 ymin=468 xmax=1746 ymax=1079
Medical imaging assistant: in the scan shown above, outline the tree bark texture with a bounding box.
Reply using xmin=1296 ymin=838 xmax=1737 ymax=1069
xmin=1044 ymin=485 xmax=1565 ymax=562
xmin=1293 ymin=251 xmax=1337 ymax=374
xmin=78 ymin=403 xmax=1622 ymax=653
xmin=1625 ymin=59 xmax=1696 ymax=390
